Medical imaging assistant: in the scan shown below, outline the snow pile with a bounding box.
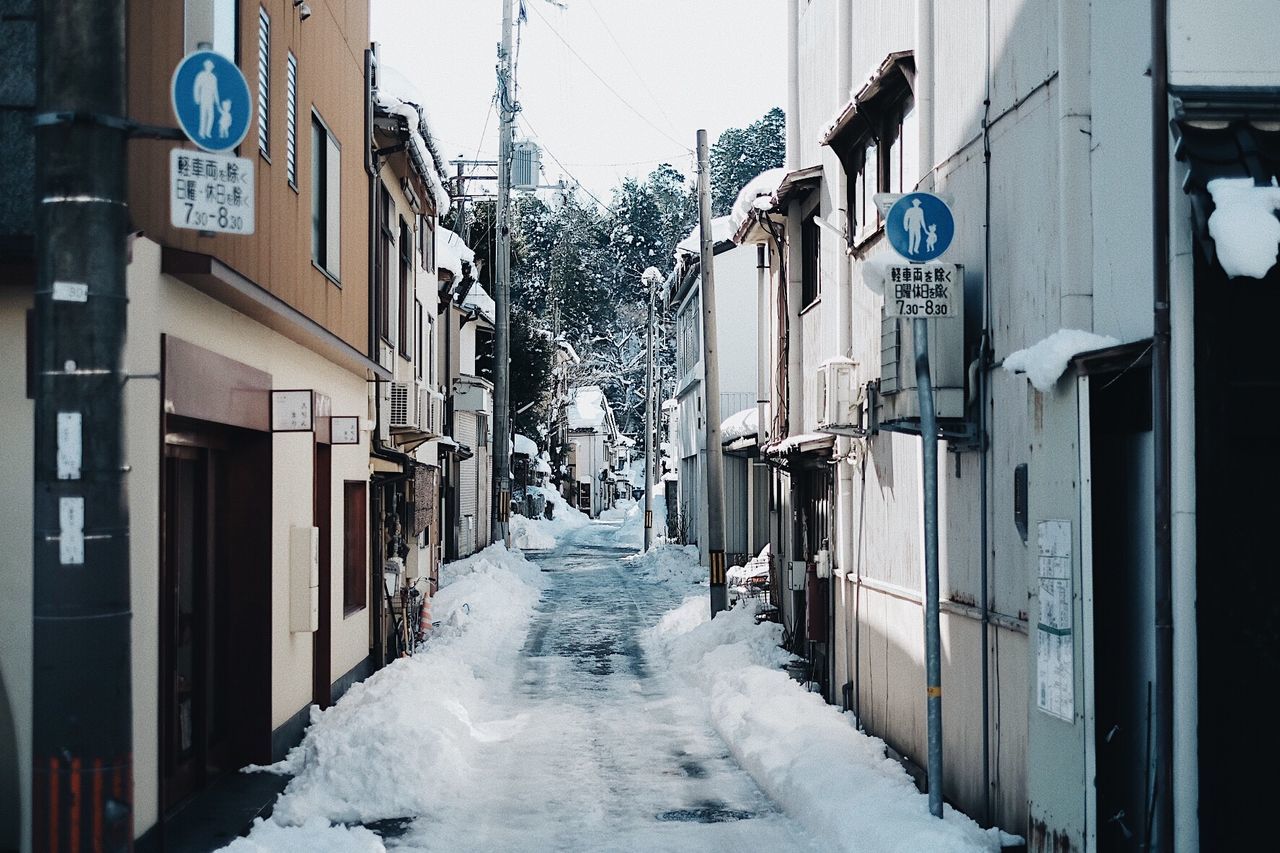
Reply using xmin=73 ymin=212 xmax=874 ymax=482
xmin=728 ymin=543 xmax=770 ymax=587
xmin=600 ymin=496 xmax=651 ymax=549
xmin=1003 ymin=329 xmax=1120 ymax=392
xmin=720 ymin=406 xmax=759 ymax=442
xmin=648 ymin=598 xmax=1011 ymax=853
xmin=510 ymin=513 xmax=557 ymax=550
xmin=237 ymin=545 xmax=544 ymax=833
xmin=513 ymin=433 xmax=538 ymax=457
xmin=728 ymin=167 xmax=787 ymax=237
xmin=565 ymin=385 xmax=608 ymax=429
xmin=219 ymin=817 xmax=386 ymax=852
xmin=1207 ymin=177 xmax=1280 ymax=279
xmin=623 ymin=541 xmax=705 ymax=587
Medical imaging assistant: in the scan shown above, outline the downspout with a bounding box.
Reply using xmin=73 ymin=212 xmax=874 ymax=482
xmin=786 ymin=0 xmax=800 ymax=171
xmin=834 ymin=0 xmax=856 ymax=703
xmin=979 ymin=0 xmax=994 ymax=828
xmin=1058 ymin=0 xmax=1093 ymax=330
xmin=1150 ymin=0 xmax=1174 ymax=846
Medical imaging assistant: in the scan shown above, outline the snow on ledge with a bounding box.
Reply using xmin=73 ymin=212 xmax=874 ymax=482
xmin=1003 ymin=329 xmax=1120 ymax=392
xmin=1207 ymin=177 xmax=1280 ymax=279
xmin=720 ymin=406 xmax=759 ymax=442
xmin=728 ymin=167 xmax=787 ymax=238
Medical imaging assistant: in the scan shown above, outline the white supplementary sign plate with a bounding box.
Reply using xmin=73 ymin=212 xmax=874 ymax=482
xmin=170 ymin=148 xmax=255 ymax=235
xmin=1036 ymin=520 xmax=1074 ymax=722
xmin=883 ymin=263 xmax=960 ymax=319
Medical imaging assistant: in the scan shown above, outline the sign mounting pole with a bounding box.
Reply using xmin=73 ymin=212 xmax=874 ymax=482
xmin=492 ymin=0 xmax=515 ymax=546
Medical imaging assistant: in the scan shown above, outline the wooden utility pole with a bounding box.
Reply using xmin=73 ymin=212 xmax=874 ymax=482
xmin=642 ymin=267 xmax=662 ymax=551
xmin=32 ymin=0 xmax=134 ymax=847
xmin=492 ymin=0 xmax=515 ymax=545
xmin=695 ymin=130 xmax=728 ymax=616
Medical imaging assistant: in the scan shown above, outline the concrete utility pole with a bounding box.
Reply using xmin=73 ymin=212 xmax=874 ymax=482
xmin=492 ymin=0 xmax=516 ymax=545
xmin=32 ymin=0 xmax=134 ymax=847
xmin=642 ymin=267 xmax=663 ymax=552
xmin=695 ymin=130 xmax=728 ymax=616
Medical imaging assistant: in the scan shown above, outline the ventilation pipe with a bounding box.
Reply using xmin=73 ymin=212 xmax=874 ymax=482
xmin=1058 ymin=0 xmax=1093 ymax=330
xmin=834 ymin=0 xmax=856 ymax=661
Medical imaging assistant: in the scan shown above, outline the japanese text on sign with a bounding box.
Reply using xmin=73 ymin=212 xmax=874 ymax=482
xmin=169 ymin=148 xmax=255 ymax=235
xmin=884 ymin=263 xmax=959 ymax=318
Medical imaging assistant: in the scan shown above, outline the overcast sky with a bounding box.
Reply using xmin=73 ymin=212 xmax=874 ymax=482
xmin=371 ymin=0 xmax=786 ymax=207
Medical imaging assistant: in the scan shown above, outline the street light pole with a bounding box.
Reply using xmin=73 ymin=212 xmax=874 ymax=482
xmin=492 ymin=0 xmax=515 ymax=545
xmin=32 ymin=0 xmax=133 ymax=847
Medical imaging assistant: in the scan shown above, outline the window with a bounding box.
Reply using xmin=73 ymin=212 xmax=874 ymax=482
xmin=377 ymin=187 xmax=393 ymax=342
xmin=415 ymin=301 xmax=424 ymax=380
xmin=185 ymin=0 xmax=237 ymax=58
xmin=418 ymin=214 xmax=435 ymax=271
xmin=801 ymin=206 xmax=821 ymax=306
xmin=676 ymin=293 xmax=700 ymax=377
xmin=399 ymin=218 xmax=412 ymax=357
xmin=285 ymin=53 xmax=298 ymax=186
xmin=343 ymin=481 xmax=367 ymax=613
xmin=312 ymin=114 xmax=341 ymax=281
xmin=256 ymin=7 xmax=269 ymax=156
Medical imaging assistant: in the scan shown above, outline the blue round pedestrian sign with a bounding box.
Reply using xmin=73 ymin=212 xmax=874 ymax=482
xmin=886 ymin=192 xmax=955 ymax=262
xmin=170 ymin=50 xmax=252 ymax=153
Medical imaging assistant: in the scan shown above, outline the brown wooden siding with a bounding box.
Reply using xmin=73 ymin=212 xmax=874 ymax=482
xmin=126 ymin=0 xmax=370 ymax=353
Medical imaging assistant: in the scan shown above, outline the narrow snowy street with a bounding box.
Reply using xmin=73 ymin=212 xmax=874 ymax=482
xmin=397 ymin=522 xmax=822 ymax=852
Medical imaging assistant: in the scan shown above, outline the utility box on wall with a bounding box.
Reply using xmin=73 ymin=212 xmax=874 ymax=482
xmin=290 ymin=525 xmax=319 ymax=633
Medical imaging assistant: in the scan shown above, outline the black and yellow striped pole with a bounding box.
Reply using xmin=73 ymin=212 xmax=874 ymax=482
xmin=695 ymin=130 xmax=728 ymax=616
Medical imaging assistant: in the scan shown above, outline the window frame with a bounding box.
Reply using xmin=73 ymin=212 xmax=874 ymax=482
xmin=399 ymin=216 xmax=413 ymax=358
xmin=800 ymin=200 xmax=821 ymax=308
xmin=342 ymin=481 xmax=367 ymax=615
xmin=377 ymin=186 xmax=394 ymax=344
xmin=285 ymin=52 xmax=298 ymax=189
xmin=311 ymin=111 xmax=342 ymax=284
xmin=256 ymin=6 xmax=270 ymax=158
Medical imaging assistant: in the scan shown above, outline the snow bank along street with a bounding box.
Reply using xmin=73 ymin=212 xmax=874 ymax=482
xmin=225 ymin=509 xmax=1011 ymax=852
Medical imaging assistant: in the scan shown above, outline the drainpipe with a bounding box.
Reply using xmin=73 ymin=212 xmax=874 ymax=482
xmin=1167 ymin=91 xmax=1199 ymax=853
xmin=1150 ymin=0 xmax=1174 ymax=847
xmin=834 ymin=0 xmax=856 ymax=692
xmin=979 ymin=0 xmax=994 ymax=826
xmin=786 ymin=0 xmax=800 ymax=171
xmin=1058 ymin=0 xmax=1093 ymax=331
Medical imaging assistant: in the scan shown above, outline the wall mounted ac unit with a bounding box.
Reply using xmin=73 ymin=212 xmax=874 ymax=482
xmin=815 ymin=357 xmax=861 ymax=435
xmin=389 ymin=381 xmax=420 ymax=430
xmin=420 ymin=388 xmax=445 ymax=438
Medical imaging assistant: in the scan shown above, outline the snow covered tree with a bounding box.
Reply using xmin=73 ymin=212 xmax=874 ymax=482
xmin=710 ymin=107 xmax=786 ymax=216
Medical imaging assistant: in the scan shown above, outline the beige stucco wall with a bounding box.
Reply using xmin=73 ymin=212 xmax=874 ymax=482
xmin=0 ymin=236 xmax=376 ymax=849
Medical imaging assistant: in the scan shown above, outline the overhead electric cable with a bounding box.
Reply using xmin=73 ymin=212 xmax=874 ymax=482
xmin=523 ymin=0 xmax=692 ymax=152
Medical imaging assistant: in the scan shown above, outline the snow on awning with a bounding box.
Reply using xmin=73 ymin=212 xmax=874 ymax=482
xmin=513 ymin=434 xmax=538 ymax=456
xmin=436 ymin=228 xmax=474 ymax=281
xmin=720 ymin=406 xmax=759 ymax=443
xmin=728 ymin=167 xmax=787 ymax=239
xmin=677 ymin=215 xmax=734 ymax=256
xmin=1175 ymin=119 xmax=1280 ymax=280
xmin=821 ymin=51 xmax=915 ymax=148
xmin=1003 ymin=329 xmax=1120 ymax=392
xmin=462 ymin=283 xmax=496 ymax=323
xmin=763 ymin=432 xmax=835 ymax=457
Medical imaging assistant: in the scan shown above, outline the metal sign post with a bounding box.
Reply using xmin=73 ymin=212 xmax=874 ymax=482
xmin=881 ymin=190 xmax=957 ymax=819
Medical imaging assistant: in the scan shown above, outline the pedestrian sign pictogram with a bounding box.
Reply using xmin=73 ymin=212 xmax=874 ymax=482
xmin=170 ymin=50 xmax=252 ymax=153
xmin=885 ymin=192 xmax=954 ymax=262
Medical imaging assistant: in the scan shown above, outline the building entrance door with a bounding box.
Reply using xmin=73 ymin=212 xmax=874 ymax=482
xmin=162 ymin=443 xmax=232 ymax=808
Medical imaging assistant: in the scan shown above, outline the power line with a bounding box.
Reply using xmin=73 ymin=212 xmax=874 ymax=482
xmin=583 ymin=0 xmax=680 ymax=136
xmin=519 ymin=112 xmax=610 ymax=210
xmin=523 ymin=1 xmax=692 ymax=152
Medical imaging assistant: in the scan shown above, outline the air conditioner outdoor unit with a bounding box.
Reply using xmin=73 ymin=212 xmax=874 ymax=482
xmin=815 ymin=357 xmax=861 ymax=435
xmin=420 ymin=388 xmax=445 ymax=438
xmin=452 ymin=378 xmax=492 ymax=413
xmin=389 ymin=381 xmax=420 ymax=430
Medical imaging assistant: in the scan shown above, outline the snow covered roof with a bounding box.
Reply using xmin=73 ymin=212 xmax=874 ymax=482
xmin=513 ymin=434 xmax=538 ymax=457
xmin=720 ymin=406 xmax=759 ymax=443
xmin=374 ymin=70 xmax=452 ymax=214
xmin=566 ymin=385 xmax=609 ymax=430
xmin=728 ymin=168 xmax=787 ymax=238
xmin=436 ymin=228 xmax=474 ymax=281
xmin=764 ymin=432 xmax=835 ymax=456
xmin=1206 ymin=177 xmax=1280 ymax=279
xmin=676 ymin=216 xmax=734 ymax=256
xmin=462 ymin=283 xmax=495 ymax=323
xmin=1003 ymin=329 xmax=1120 ymax=393
xmin=557 ymin=339 xmax=581 ymax=364
xmin=660 ymin=398 xmax=678 ymax=411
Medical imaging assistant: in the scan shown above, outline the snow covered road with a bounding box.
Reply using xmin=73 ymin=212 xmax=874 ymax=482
xmin=394 ymin=522 xmax=822 ymax=852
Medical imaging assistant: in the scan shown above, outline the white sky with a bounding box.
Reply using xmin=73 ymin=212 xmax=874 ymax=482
xmin=370 ymin=0 xmax=786 ymax=207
